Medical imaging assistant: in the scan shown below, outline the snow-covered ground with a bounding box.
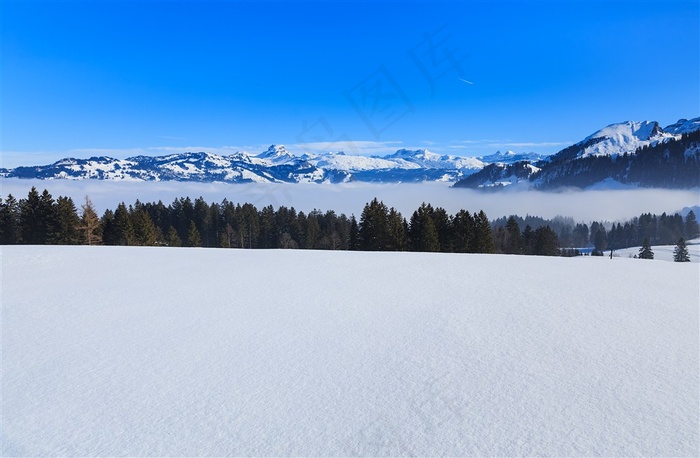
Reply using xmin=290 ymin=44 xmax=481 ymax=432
xmin=614 ymin=239 xmax=700 ymax=262
xmin=2 ymin=246 xmax=698 ymax=456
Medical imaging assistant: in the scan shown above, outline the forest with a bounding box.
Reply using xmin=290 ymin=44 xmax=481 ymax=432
xmin=1 ymin=186 xmax=698 ymax=257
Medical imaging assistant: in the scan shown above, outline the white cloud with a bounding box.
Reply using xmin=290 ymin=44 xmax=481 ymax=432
xmin=2 ymin=179 xmax=698 ymax=224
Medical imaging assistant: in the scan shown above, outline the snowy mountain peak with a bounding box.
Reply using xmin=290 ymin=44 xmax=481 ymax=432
xmin=664 ymin=117 xmax=700 ymax=135
xmin=253 ymin=145 xmax=298 ymax=165
xmin=478 ymin=150 xmax=546 ymax=164
xmin=585 ymin=120 xmax=663 ymax=143
xmin=387 ymin=148 xmax=441 ymax=161
xmin=576 ymin=120 xmax=675 ymax=158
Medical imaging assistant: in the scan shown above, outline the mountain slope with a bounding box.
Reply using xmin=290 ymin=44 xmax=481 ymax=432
xmin=455 ymin=117 xmax=700 ymax=190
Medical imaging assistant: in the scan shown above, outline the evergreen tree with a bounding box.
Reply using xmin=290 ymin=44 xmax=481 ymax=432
xmin=638 ymin=238 xmax=654 ymax=259
xmin=166 ymin=226 xmax=182 ymax=247
xmin=471 ymin=210 xmax=495 ymax=253
xmin=593 ymin=228 xmax=607 ymax=252
xmin=572 ymin=223 xmax=589 ymax=248
xmin=359 ymin=198 xmax=390 ymax=251
xmin=504 ymin=216 xmax=522 ymax=254
xmin=39 ymin=189 xmax=59 ymax=243
xmin=305 ymin=211 xmax=321 ymax=249
xmin=386 ymin=208 xmax=407 ymax=251
xmin=20 ymin=187 xmax=44 ymax=244
xmin=132 ymin=209 xmax=159 ymax=246
xmin=532 ymin=225 xmax=560 ymax=256
xmin=79 ymin=196 xmax=102 ymax=245
xmin=673 ymin=238 xmax=690 ymax=262
xmin=432 ymin=207 xmax=451 ymax=252
xmin=685 ymin=210 xmax=699 ymax=240
xmin=101 ymin=209 xmax=117 ymax=245
xmin=187 ymin=221 xmax=202 ymax=247
xmin=349 ymin=215 xmax=359 ymax=250
xmin=193 ymin=197 xmax=212 ymax=247
xmin=0 ymin=194 xmax=21 ymax=244
xmin=52 ymin=196 xmax=80 ymax=244
xmin=522 ymin=224 xmax=534 ymax=255
xmin=258 ymin=205 xmax=278 ymax=249
xmin=113 ymin=203 xmax=135 ymax=246
xmin=238 ymin=203 xmax=259 ymax=248
xmin=408 ymin=203 xmax=439 ymax=252
xmin=452 ymin=210 xmax=474 ymax=253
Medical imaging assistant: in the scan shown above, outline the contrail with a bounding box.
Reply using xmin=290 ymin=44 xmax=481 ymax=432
xmin=458 ymin=77 xmax=474 ymax=85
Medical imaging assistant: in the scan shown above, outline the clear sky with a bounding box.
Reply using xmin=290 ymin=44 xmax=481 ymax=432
xmin=2 ymin=1 xmax=699 ymax=166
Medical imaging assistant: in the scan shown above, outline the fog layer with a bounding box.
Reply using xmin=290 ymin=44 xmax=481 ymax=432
xmin=2 ymin=179 xmax=698 ymax=223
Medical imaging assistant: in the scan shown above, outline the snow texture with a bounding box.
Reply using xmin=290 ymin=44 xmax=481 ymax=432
xmin=2 ymin=246 xmax=698 ymax=456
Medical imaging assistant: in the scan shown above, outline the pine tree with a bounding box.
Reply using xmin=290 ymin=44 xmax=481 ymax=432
xmin=452 ymin=209 xmax=474 ymax=253
xmin=79 ymin=196 xmax=102 ymax=245
xmin=504 ymin=216 xmax=522 ymax=254
xmin=20 ymin=187 xmax=44 ymax=244
xmin=132 ymin=209 xmax=159 ymax=246
xmin=187 ymin=221 xmax=202 ymax=247
xmin=113 ymin=203 xmax=135 ymax=246
xmin=349 ymin=215 xmax=359 ymax=250
xmin=532 ymin=225 xmax=560 ymax=256
xmin=638 ymin=238 xmax=654 ymax=259
xmin=305 ymin=212 xmax=321 ymax=249
xmin=39 ymin=189 xmax=59 ymax=243
xmin=685 ymin=210 xmax=699 ymax=240
xmin=522 ymin=224 xmax=534 ymax=255
xmin=101 ymin=209 xmax=117 ymax=245
xmin=386 ymin=208 xmax=407 ymax=251
xmin=166 ymin=226 xmax=182 ymax=247
xmin=593 ymin=228 xmax=607 ymax=252
xmin=471 ymin=210 xmax=495 ymax=254
xmin=52 ymin=196 xmax=80 ymax=244
xmin=432 ymin=207 xmax=451 ymax=252
xmin=408 ymin=203 xmax=439 ymax=252
xmin=673 ymin=238 xmax=690 ymax=262
xmin=0 ymin=194 xmax=21 ymax=244
xmin=359 ymin=198 xmax=390 ymax=251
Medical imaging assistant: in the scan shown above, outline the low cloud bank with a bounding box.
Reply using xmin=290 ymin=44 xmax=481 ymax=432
xmin=2 ymin=179 xmax=698 ymax=223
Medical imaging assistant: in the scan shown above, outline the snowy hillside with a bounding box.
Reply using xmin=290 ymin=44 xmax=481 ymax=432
xmin=614 ymin=239 xmax=700 ymax=262
xmin=664 ymin=117 xmax=700 ymax=135
xmin=2 ymin=246 xmax=698 ymax=456
xmin=576 ymin=120 xmax=675 ymax=158
xmin=455 ymin=117 xmax=700 ymax=190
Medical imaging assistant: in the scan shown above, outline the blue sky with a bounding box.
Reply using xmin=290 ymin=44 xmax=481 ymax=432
xmin=2 ymin=1 xmax=699 ymax=166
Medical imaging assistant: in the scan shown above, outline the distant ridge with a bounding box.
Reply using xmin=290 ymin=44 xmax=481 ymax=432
xmin=3 ymin=117 xmax=699 ymax=189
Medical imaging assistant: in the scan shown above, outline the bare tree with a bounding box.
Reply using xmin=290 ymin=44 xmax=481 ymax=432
xmin=79 ymin=196 xmax=102 ymax=245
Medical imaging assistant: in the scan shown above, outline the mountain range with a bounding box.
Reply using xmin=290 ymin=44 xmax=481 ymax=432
xmin=2 ymin=117 xmax=698 ymax=189
xmin=454 ymin=118 xmax=700 ymax=190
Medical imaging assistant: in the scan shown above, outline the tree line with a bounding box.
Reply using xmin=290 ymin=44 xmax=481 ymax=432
xmin=0 ymin=188 xmax=499 ymax=253
xmin=1 ymin=187 xmax=697 ymax=258
xmin=491 ymin=210 xmax=699 ymax=254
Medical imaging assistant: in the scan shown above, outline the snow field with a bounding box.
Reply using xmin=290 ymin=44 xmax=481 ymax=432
xmin=2 ymin=246 xmax=699 ymax=456
xmin=614 ymin=239 xmax=700 ymax=262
